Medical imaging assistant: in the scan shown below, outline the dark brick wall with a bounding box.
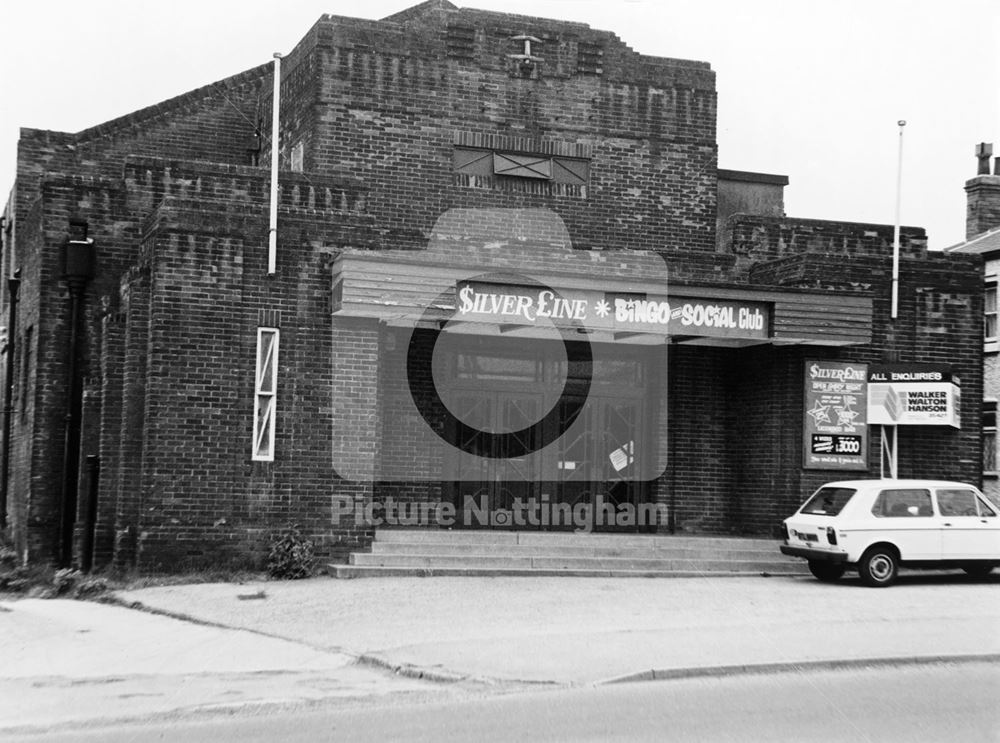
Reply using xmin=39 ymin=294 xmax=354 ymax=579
xmin=8 ymin=174 xmax=145 ymax=565
xmin=663 ymin=302 xmax=983 ymax=538
xmin=6 ymin=196 xmax=44 ymax=560
xmin=726 ymin=214 xmax=929 ymax=277
xmin=5 ymin=56 xmax=273 ymax=563
xmin=86 ymin=171 xmax=374 ymax=569
xmin=17 ymin=66 xmax=269 ymax=185
xmin=665 ymin=346 xmax=735 ymax=533
xmin=10 ymin=65 xmax=269 ymax=298
xmin=264 ymin=8 xmax=718 ymax=254
xmin=113 ymin=262 xmax=150 ymax=569
xmin=725 ymin=346 xmax=815 ymax=534
xmin=95 ymin=311 xmax=125 ymax=565
xmin=734 ymin=222 xmax=984 ymax=531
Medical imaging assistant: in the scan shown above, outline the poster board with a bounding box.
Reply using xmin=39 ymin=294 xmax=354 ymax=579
xmin=803 ymin=360 xmax=869 ymax=470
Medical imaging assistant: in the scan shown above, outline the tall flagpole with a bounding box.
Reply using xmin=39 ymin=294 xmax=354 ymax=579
xmin=884 ymin=119 xmax=906 ymax=479
xmin=890 ymin=120 xmax=906 ymax=320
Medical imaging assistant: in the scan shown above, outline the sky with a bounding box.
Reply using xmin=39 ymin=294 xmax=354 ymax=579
xmin=1 ymin=0 xmax=998 ymax=250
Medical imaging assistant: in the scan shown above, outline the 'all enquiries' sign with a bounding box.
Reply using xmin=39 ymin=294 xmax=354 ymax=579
xmin=866 ymin=364 xmax=961 ymax=429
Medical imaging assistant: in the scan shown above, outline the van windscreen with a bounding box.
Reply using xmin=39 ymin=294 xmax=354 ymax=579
xmin=800 ymin=487 xmax=856 ymax=516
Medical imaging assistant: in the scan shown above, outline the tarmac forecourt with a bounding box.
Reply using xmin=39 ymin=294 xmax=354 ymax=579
xmin=2 ymin=572 xmax=998 ymax=731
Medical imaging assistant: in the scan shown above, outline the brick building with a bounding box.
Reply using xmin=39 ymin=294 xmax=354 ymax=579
xmin=0 ymin=1 xmax=984 ymax=570
xmin=947 ymin=143 xmax=1000 ymax=503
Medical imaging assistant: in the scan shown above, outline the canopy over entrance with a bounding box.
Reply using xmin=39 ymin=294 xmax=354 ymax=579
xmin=332 ymin=250 xmax=873 ymax=348
xmin=332 ymin=207 xmax=872 ymax=347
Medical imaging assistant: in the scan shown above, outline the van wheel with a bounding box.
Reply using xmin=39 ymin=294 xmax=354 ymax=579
xmin=962 ymin=565 xmax=995 ymax=578
xmin=808 ymin=561 xmax=846 ymax=582
xmin=858 ymin=546 xmax=898 ymax=587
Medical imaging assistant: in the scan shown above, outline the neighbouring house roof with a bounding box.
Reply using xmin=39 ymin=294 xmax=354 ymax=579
xmin=946 ymin=225 xmax=1000 ymax=256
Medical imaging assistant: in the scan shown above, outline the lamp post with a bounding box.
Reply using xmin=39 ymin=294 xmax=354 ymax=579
xmin=58 ymin=222 xmax=95 ymax=567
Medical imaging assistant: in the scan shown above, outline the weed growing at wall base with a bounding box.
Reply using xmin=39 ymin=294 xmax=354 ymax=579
xmin=266 ymin=527 xmax=316 ymax=579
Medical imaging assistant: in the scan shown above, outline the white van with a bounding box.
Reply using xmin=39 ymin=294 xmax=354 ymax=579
xmin=780 ymin=480 xmax=1000 ymax=587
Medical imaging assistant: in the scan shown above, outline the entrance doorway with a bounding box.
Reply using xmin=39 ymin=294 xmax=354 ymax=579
xmin=439 ymin=338 xmax=656 ymax=531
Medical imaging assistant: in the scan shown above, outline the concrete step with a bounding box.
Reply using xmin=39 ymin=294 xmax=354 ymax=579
xmin=374 ymin=530 xmax=521 ymax=545
xmin=332 ymin=565 xmax=806 ymax=579
xmin=371 ymin=529 xmax=778 ymax=551
xmin=369 ymin=542 xmax=779 ymax=560
xmin=350 ymin=553 xmax=802 ymax=573
xmin=334 ymin=529 xmax=806 ymax=579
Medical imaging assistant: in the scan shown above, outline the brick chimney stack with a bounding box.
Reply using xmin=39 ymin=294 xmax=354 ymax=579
xmin=966 ymin=142 xmax=1000 ymax=239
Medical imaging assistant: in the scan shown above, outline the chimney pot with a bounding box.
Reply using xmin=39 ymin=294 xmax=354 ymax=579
xmin=976 ymin=142 xmax=994 ymax=175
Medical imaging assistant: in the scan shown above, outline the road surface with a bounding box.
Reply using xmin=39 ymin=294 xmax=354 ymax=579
xmin=16 ymin=660 xmax=999 ymax=743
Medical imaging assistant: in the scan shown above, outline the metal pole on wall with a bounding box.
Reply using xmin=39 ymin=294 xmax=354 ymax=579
xmin=880 ymin=425 xmax=897 ymax=479
xmin=890 ymin=120 xmax=906 ymax=320
xmin=268 ymin=53 xmax=281 ymax=275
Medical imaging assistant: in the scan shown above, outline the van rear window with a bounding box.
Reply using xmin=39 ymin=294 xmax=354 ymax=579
xmin=800 ymin=487 xmax=856 ymax=516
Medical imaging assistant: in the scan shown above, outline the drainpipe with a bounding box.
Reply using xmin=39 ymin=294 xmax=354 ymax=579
xmin=667 ymin=345 xmax=676 ymax=534
xmin=58 ymin=223 xmax=95 ymax=567
xmin=80 ymin=454 xmax=100 ymax=572
xmin=0 ymin=269 xmax=20 ymax=530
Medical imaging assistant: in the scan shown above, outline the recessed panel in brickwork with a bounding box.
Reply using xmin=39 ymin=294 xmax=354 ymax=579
xmin=445 ymin=24 xmax=477 ymax=60
xmin=492 ymin=152 xmax=553 ymax=179
xmin=576 ymin=41 xmax=604 ymax=76
xmin=453 ymin=146 xmax=590 ymax=197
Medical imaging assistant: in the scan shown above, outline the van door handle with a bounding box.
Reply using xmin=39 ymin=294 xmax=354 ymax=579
xmin=943 ymin=523 xmax=952 ymax=527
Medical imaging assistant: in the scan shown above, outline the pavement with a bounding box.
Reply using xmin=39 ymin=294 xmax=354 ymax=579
xmin=1 ymin=570 xmax=999 ymax=733
xmin=0 ymin=595 xmax=438 ymax=733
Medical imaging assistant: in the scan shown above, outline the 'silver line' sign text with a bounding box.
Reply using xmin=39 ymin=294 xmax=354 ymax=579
xmin=455 ymin=281 xmax=770 ymax=338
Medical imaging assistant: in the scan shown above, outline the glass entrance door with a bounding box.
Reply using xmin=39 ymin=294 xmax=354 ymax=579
xmin=551 ymin=395 xmax=648 ymax=532
xmin=448 ymin=391 xmax=542 ymax=529
xmin=440 ymin=339 xmax=655 ymax=531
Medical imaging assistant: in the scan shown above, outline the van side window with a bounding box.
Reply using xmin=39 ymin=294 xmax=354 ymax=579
xmin=937 ymin=489 xmax=981 ymax=517
xmin=872 ymin=489 xmax=932 ymax=518
xmin=976 ymin=497 xmax=997 ymax=518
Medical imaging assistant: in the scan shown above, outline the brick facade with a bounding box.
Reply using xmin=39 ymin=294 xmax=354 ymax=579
xmin=0 ymin=1 xmax=985 ymax=570
xmin=949 ymin=149 xmax=1000 ymax=504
